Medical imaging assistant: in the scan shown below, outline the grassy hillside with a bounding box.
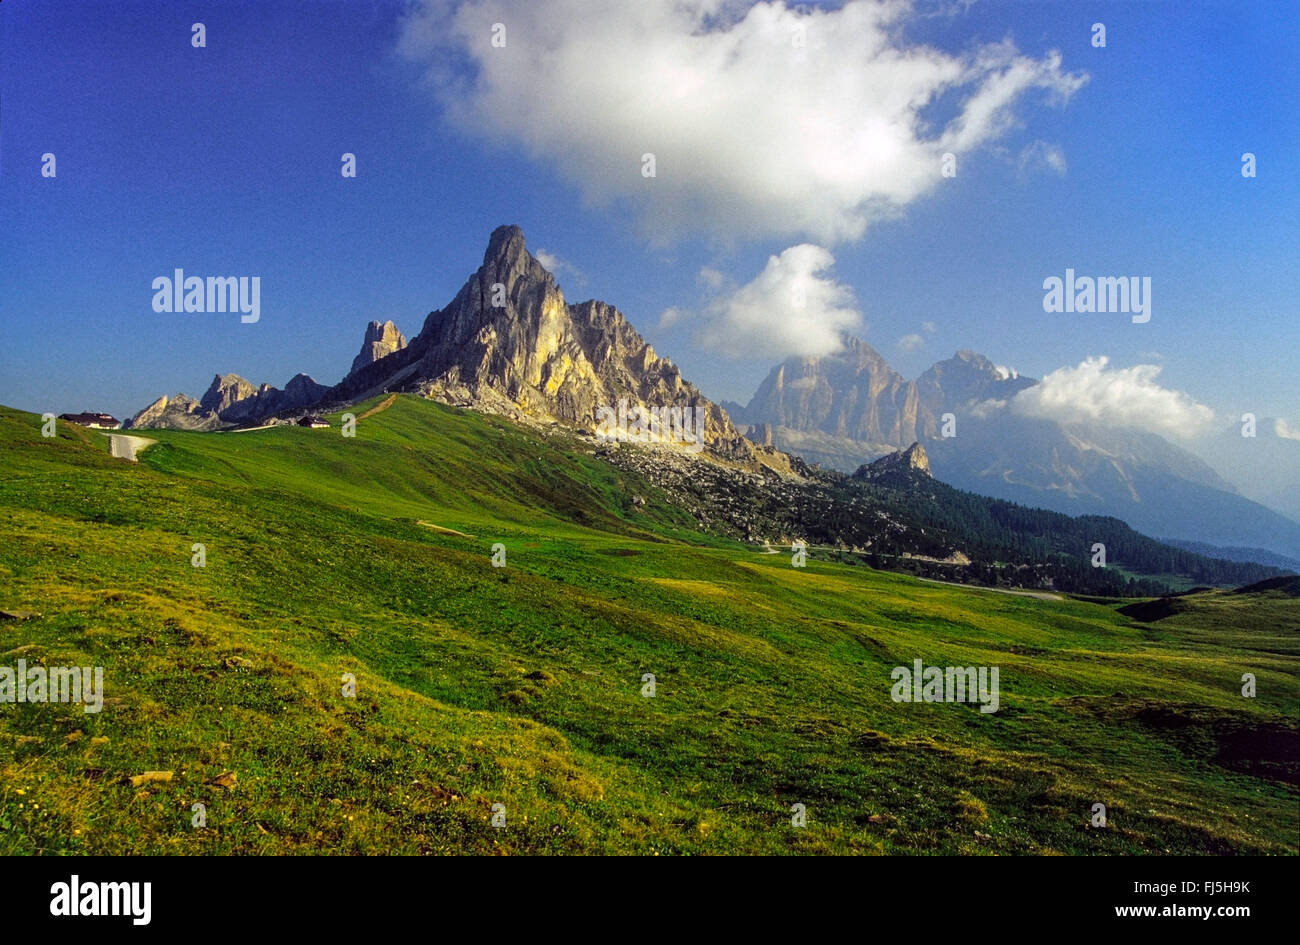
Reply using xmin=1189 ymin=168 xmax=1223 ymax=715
xmin=0 ymin=397 xmax=1295 ymax=854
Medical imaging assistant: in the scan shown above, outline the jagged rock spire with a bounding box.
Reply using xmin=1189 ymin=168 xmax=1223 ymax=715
xmin=351 ymin=320 xmax=407 ymax=374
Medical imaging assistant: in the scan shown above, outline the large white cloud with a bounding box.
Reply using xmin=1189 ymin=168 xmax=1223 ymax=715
xmin=696 ymin=244 xmax=861 ymax=359
xmin=1011 ymin=356 xmax=1216 ymax=439
xmin=398 ymin=0 xmax=1087 ymax=244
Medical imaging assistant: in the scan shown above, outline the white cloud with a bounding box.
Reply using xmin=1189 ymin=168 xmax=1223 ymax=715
xmin=696 ymin=267 xmax=727 ymax=291
xmin=695 ymin=244 xmax=861 ymax=359
xmin=921 ymin=320 xmax=937 ymax=335
xmin=658 ymin=305 xmax=686 ymax=329
xmin=897 ymin=333 xmax=926 ymax=352
xmin=1017 ymin=139 xmax=1067 ymax=177
xmin=1011 ymin=356 xmax=1216 ymax=439
xmin=534 ymin=249 xmax=587 ymax=287
xmin=399 ymin=0 xmax=1087 ymax=244
xmin=1275 ymin=418 xmax=1300 ymax=442
xmin=969 ymin=398 xmax=1006 ymax=419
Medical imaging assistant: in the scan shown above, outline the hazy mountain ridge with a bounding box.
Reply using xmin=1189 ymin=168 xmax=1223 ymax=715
xmin=1190 ymin=418 xmax=1300 ymax=523
xmin=734 ymin=340 xmax=1300 ymax=561
xmin=730 ymin=335 xmax=927 ymax=444
xmin=1159 ymin=539 xmax=1300 ymax=573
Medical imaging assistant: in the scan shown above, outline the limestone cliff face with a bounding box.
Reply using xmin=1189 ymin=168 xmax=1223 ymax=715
xmin=736 ymin=344 xmax=1038 ymax=469
xmin=350 ymin=321 xmax=407 ymax=375
xmin=333 ymin=225 xmax=755 ymax=459
xmin=737 ymin=336 xmax=924 ymax=448
xmin=198 ymin=374 xmax=259 ymax=416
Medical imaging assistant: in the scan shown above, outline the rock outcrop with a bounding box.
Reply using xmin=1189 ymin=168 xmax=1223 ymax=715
xmin=124 ymin=393 xmax=217 ymax=431
xmin=350 ymin=320 xmax=407 ymax=375
xmin=853 ymin=442 xmax=932 ymax=483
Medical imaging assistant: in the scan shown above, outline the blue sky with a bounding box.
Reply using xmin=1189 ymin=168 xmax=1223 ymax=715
xmin=1 ymin=0 xmax=1296 ymax=437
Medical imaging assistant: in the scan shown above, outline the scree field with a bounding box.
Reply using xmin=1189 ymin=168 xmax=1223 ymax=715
xmin=1 ymin=397 xmax=1296 ymax=854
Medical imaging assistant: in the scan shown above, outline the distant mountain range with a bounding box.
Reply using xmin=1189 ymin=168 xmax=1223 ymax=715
xmin=1190 ymin=418 xmax=1300 ymax=524
xmin=725 ymin=343 xmax=1300 ymax=562
xmin=122 ymin=225 xmax=1299 ymax=570
xmin=1158 ymin=539 xmax=1300 ymax=574
xmin=127 ymin=373 xmax=329 ymax=431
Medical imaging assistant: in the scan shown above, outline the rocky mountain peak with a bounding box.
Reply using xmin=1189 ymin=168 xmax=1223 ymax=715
xmin=199 ymin=373 xmax=258 ymax=415
xmin=485 ymin=224 xmax=528 ymax=267
xmin=915 ymin=350 xmax=1034 ymax=415
xmin=285 ymin=373 xmax=322 ymax=394
xmin=324 ymin=226 xmax=760 ymax=462
xmin=837 ymin=333 xmax=892 ymax=368
xmin=124 ymin=392 xmax=211 ymax=431
xmin=127 ymin=370 xmax=328 ymax=430
xmin=734 ymin=334 xmax=919 ymax=446
xmin=480 ymin=224 xmax=556 ymax=307
xmin=125 ymin=227 xmax=780 ymax=469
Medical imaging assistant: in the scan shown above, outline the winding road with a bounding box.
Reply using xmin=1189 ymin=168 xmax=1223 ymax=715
xmin=917 ymin=576 xmax=1063 ymax=601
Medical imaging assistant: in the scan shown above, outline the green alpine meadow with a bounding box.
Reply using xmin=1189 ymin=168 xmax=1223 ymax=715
xmin=6 ymin=0 xmax=1299 ymax=908
xmin=2 ymin=398 xmax=1295 ymax=855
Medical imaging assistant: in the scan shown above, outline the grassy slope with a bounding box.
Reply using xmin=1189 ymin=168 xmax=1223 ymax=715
xmin=0 ymin=397 xmax=1295 ymax=855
